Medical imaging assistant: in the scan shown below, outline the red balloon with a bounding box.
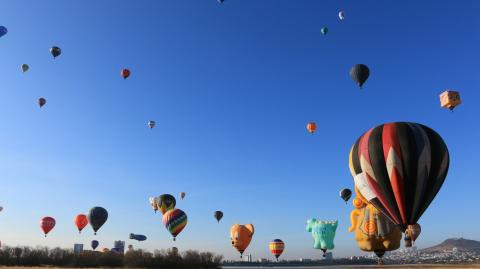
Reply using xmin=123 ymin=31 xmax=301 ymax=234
xmin=74 ymin=214 xmax=89 ymax=233
xmin=121 ymin=68 xmax=130 ymax=79
xmin=40 ymin=217 xmax=56 ymax=237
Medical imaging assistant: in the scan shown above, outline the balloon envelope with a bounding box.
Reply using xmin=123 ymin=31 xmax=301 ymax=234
xmin=269 ymin=239 xmax=285 ymax=260
xmin=121 ymin=68 xmax=130 ymax=79
xmin=50 ymin=46 xmax=61 ymax=58
xmin=0 ymin=26 xmax=7 ymax=38
xmin=339 ymin=11 xmax=345 ymax=20
xmin=307 ymin=122 xmax=317 ymax=134
xmin=162 ymin=208 xmax=187 ymax=240
xmin=340 ymin=188 xmax=352 ymax=202
xmin=74 ymin=214 xmax=89 ymax=233
xmin=88 ymin=207 xmax=108 ymax=235
xmin=321 ymin=27 xmax=328 ymax=35
xmin=349 ymin=64 xmax=370 ymax=88
xmin=230 ymin=224 xmax=254 ymax=256
xmin=40 ymin=217 xmax=56 ymax=236
xmin=149 ymin=197 xmax=159 ymax=212
xmin=214 ymin=211 xmax=223 ymax=222
xmin=21 ymin=64 xmax=29 ymax=73
xmin=91 ymin=240 xmax=99 ymax=250
xmin=180 ymin=192 xmax=186 ymax=199
xmin=349 ymin=122 xmax=449 ymax=230
xmin=38 ymin=98 xmax=46 ymax=108
xmin=148 ymin=121 xmax=156 ymax=129
xmin=157 ymin=194 xmax=176 ymax=214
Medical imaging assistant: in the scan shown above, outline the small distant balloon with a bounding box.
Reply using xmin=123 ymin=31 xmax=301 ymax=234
xmin=121 ymin=68 xmax=130 ymax=79
xmin=40 ymin=216 xmax=56 ymax=237
xmin=0 ymin=26 xmax=7 ymax=38
xmin=214 ymin=211 xmax=223 ymax=222
xmin=50 ymin=46 xmax=61 ymax=59
xmin=440 ymin=90 xmax=461 ymax=111
xmin=218 ymin=0 xmax=225 ymax=3
xmin=21 ymin=64 xmax=29 ymax=73
xmin=91 ymin=240 xmax=99 ymax=250
xmin=0 ymin=206 xmax=3 ymax=212
xmin=180 ymin=192 xmax=186 ymax=199
xmin=338 ymin=11 xmax=345 ymax=21
xmin=148 ymin=120 xmax=156 ymax=129
xmin=340 ymin=188 xmax=352 ymax=203
xmin=306 ymin=122 xmax=317 ymax=134
xmin=350 ymin=64 xmax=370 ymax=88
xmin=321 ymin=27 xmax=328 ymax=35
xmin=38 ymin=98 xmax=46 ymax=108
xmin=157 ymin=194 xmax=176 ymax=214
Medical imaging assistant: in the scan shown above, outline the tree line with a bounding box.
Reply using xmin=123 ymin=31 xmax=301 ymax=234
xmin=0 ymin=245 xmax=222 ymax=268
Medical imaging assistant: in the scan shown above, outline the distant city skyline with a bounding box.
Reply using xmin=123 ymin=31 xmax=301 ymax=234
xmin=0 ymin=0 xmax=479 ymax=260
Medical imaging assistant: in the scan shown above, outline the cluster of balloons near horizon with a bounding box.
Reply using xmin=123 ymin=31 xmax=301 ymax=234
xmin=347 ymin=121 xmax=448 ymax=264
xmin=40 ymin=206 xmax=108 ymax=237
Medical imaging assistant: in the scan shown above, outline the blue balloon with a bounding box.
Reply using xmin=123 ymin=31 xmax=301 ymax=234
xmin=129 ymin=233 xmax=147 ymax=241
xmin=0 ymin=26 xmax=7 ymax=38
xmin=91 ymin=240 xmax=99 ymax=250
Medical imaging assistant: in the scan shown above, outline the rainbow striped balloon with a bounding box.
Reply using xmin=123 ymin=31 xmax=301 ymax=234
xmin=162 ymin=208 xmax=187 ymax=241
xmin=269 ymin=239 xmax=285 ymax=260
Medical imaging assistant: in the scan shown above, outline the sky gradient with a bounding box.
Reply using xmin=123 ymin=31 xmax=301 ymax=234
xmin=0 ymin=0 xmax=479 ymax=260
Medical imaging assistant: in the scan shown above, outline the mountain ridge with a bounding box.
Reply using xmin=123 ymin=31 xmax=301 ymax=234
xmin=423 ymin=238 xmax=480 ymax=253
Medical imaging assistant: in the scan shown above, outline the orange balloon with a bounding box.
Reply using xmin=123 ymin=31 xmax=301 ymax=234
xmin=74 ymin=214 xmax=89 ymax=233
xmin=230 ymin=224 xmax=254 ymax=257
xmin=306 ymin=122 xmax=317 ymax=134
xmin=407 ymin=224 xmax=421 ymax=242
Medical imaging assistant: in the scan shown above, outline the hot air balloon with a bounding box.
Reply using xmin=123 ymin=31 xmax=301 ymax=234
xmin=180 ymin=192 xmax=186 ymax=200
xmin=405 ymin=224 xmax=421 ymax=246
xmin=440 ymin=90 xmax=461 ymax=111
xmin=50 ymin=46 xmax=61 ymax=59
xmin=74 ymin=214 xmax=89 ymax=233
xmin=0 ymin=26 xmax=7 ymax=38
xmin=269 ymin=239 xmax=285 ymax=261
xmin=306 ymin=219 xmax=337 ymax=257
xmin=38 ymin=98 xmax=46 ymax=108
xmin=349 ymin=187 xmax=402 ymax=265
xmin=149 ymin=197 xmax=159 ymax=213
xmin=0 ymin=206 xmax=3 ymax=212
xmin=338 ymin=11 xmax=345 ymax=21
xmin=214 ymin=211 xmax=223 ymax=223
xmin=129 ymin=233 xmax=147 ymax=241
xmin=121 ymin=68 xmax=130 ymax=79
xmin=21 ymin=64 xmax=29 ymax=73
xmin=157 ymin=194 xmax=176 ymax=214
xmin=91 ymin=240 xmax=99 ymax=250
xmin=162 ymin=208 xmax=187 ymax=241
xmin=350 ymin=64 xmax=370 ymax=88
xmin=230 ymin=224 xmax=254 ymax=258
xmin=40 ymin=217 xmax=56 ymax=237
xmin=321 ymin=27 xmax=328 ymax=35
xmin=88 ymin=207 xmax=108 ymax=235
xmin=349 ymin=122 xmax=449 ymax=244
xmin=148 ymin=121 xmax=156 ymax=129
xmin=218 ymin=0 xmax=224 ymax=3
xmin=340 ymin=188 xmax=352 ymax=203
xmin=306 ymin=122 xmax=317 ymax=134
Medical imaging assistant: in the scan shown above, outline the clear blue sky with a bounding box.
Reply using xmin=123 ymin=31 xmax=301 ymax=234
xmin=0 ymin=0 xmax=479 ymax=260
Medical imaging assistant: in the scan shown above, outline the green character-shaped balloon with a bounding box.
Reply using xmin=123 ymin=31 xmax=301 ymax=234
xmin=306 ymin=219 xmax=338 ymax=256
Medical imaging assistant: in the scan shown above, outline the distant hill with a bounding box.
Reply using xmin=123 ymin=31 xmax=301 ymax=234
xmin=423 ymin=238 xmax=480 ymax=253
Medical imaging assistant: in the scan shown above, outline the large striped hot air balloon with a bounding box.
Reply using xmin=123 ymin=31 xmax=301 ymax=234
xmin=349 ymin=122 xmax=449 ymax=244
xmin=269 ymin=239 xmax=285 ymax=261
xmin=162 ymin=208 xmax=187 ymax=241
